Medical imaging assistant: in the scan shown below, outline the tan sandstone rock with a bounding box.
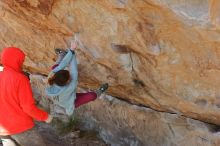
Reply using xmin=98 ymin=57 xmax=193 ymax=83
xmin=1 ymin=0 xmax=220 ymax=126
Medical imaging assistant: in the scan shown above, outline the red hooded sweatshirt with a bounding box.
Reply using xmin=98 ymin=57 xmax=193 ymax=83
xmin=0 ymin=47 xmax=48 ymax=135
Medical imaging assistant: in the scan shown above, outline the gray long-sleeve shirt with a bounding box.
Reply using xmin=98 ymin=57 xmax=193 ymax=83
xmin=45 ymin=49 xmax=78 ymax=116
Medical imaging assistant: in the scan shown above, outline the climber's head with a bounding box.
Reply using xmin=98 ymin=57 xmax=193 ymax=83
xmin=48 ymin=70 xmax=70 ymax=86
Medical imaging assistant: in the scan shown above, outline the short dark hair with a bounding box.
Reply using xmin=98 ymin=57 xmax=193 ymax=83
xmin=48 ymin=70 xmax=70 ymax=86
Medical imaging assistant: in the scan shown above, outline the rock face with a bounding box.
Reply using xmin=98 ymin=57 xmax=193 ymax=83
xmin=1 ymin=0 xmax=220 ymax=127
xmin=31 ymin=75 xmax=220 ymax=146
xmin=76 ymin=96 xmax=220 ymax=146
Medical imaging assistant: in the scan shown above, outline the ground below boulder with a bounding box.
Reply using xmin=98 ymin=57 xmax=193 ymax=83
xmin=0 ymin=123 xmax=107 ymax=146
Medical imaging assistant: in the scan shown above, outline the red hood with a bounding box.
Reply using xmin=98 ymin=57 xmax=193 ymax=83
xmin=1 ymin=47 xmax=25 ymax=72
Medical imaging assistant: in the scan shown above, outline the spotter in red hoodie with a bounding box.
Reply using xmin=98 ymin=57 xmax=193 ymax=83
xmin=0 ymin=47 xmax=48 ymax=135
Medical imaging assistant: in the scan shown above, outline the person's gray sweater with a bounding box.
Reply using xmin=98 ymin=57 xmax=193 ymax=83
xmin=45 ymin=49 xmax=78 ymax=116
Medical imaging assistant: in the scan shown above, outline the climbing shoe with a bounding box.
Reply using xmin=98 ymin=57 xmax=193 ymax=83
xmin=54 ymin=48 xmax=66 ymax=55
xmin=95 ymin=83 xmax=109 ymax=97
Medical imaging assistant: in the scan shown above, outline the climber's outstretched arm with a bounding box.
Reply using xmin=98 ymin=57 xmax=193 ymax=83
xmin=52 ymin=49 xmax=73 ymax=73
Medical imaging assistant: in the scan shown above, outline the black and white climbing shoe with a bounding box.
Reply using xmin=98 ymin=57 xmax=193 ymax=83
xmin=96 ymin=83 xmax=109 ymax=97
xmin=54 ymin=48 xmax=66 ymax=55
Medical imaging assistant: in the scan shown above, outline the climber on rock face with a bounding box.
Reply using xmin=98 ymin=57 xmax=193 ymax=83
xmin=0 ymin=47 xmax=53 ymax=146
xmin=45 ymin=40 xmax=109 ymax=119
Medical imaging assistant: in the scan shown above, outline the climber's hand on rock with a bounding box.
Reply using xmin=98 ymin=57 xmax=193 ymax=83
xmin=71 ymin=40 xmax=78 ymax=50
